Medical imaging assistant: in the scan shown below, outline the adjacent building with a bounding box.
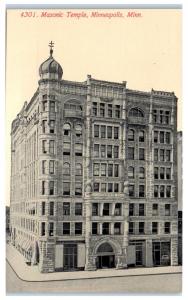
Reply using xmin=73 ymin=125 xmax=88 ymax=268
xmin=10 ymin=44 xmax=179 ymax=272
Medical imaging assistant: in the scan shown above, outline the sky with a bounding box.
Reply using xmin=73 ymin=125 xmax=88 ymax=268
xmin=5 ymin=8 xmax=182 ymax=205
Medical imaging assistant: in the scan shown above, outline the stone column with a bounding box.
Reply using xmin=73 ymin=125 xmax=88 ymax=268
xmin=145 ymin=239 xmax=153 ymax=267
xmin=171 ymin=237 xmax=178 ymax=266
xmin=99 ymin=223 xmax=103 ymax=235
xmin=99 ymin=203 xmax=104 ymax=216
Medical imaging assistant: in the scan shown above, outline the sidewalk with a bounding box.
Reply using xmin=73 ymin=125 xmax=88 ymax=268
xmin=6 ymin=243 xmax=182 ymax=282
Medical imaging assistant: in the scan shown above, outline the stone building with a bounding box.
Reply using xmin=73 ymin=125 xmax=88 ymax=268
xmin=10 ymin=44 xmax=179 ymax=272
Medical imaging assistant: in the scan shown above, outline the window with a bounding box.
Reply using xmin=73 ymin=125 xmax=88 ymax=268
xmin=114 ymin=223 xmax=121 ymax=235
xmin=92 ymin=203 xmax=99 ymax=216
xmin=75 ymin=143 xmax=82 ymax=156
xmin=154 ymin=131 xmax=158 ymax=143
xmin=63 ymin=182 xmax=70 ymax=195
xmin=63 ymin=223 xmax=70 ymax=235
xmin=107 ymin=145 xmax=112 ymax=158
xmin=128 ymin=166 xmax=134 ymax=178
xmin=152 ymin=203 xmax=158 ymax=216
xmin=94 ymin=125 xmax=99 ymax=138
xmin=114 ymin=164 xmax=119 ymax=177
xmin=139 ymin=148 xmax=145 ymax=160
xmin=114 ymin=146 xmax=119 ymax=158
xmin=49 ymin=120 xmax=55 ymax=133
xmin=166 ymin=132 xmax=171 ymax=144
xmin=114 ymin=127 xmax=119 ymax=139
xmin=63 ymin=203 xmax=70 ymax=215
xmin=160 ymin=185 xmax=165 ymax=198
xmin=129 ymin=185 xmax=135 ymax=197
xmin=49 ymin=222 xmax=54 ymax=236
xmin=75 ymin=163 xmax=82 ymax=176
xmin=139 ymin=167 xmax=145 ymax=179
xmin=166 ymin=186 xmax=171 ymax=198
xmin=42 ymin=202 xmax=45 ymax=215
xmin=75 ymin=182 xmax=82 ymax=195
xmin=160 ymin=149 xmax=165 ymax=161
xmin=93 ymin=163 xmax=100 ymax=176
xmin=41 ymin=222 xmax=45 ymax=236
xmin=139 ymin=204 xmax=145 ymax=216
xmin=49 ymin=140 xmax=55 ymax=154
xmin=166 ymin=150 xmax=171 ymax=162
xmin=154 ymin=167 xmax=158 ymax=179
xmin=129 ymin=108 xmax=144 ymax=118
xmin=94 ymin=144 xmax=99 ymax=157
xmin=160 ymin=132 xmax=165 ymax=143
xmin=160 ymin=167 xmax=165 ymax=179
xmin=153 ymin=110 xmax=157 ymax=123
xmin=165 ymin=204 xmax=171 ymax=216
xmin=115 ymin=105 xmax=120 ymax=118
xmin=164 ymin=222 xmax=170 ymax=234
xmin=49 ymin=181 xmax=54 ymax=195
xmin=101 ymin=145 xmax=106 ymax=158
xmin=128 ymin=129 xmax=134 ymax=141
xmin=160 ymin=110 xmax=164 ymax=123
xmin=139 ymin=222 xmax=145 ymax=234
xmin=166 ymin=168 xmax=171 ymax=180
xmin=103 ymin=203 xmax=110 ymax=216
xmin=114 ymin=203 xmax=121 ymax=216
xmin=100 ymin=103 xmax=105 ymax=117
xmin=92 ymin=102 xmax=97 ymax=116
xmin=101 ymin=164 xmax=106 ymax=176
xmin=139 ymin=130 xmax=145 ymax=142
xmin=165 ymin=111 xmax=170 ymax=124
xmin=114 ymin=183 xmax=119 ymax=192
xmin=101 ymin=183 xmax=106 ymax=192
xmin=49 ymin=101 xmax=55 ymax=112
xmin=108 ymin=164 xmax=113 ymax=177
xmin=152 ymin=222 xmax=158 ymax=234
xmin=129 ymin=203 xmax=134 ymax=216
xmin=49 ymin=202 xmax=54 ymax=215
xmin=101 ymin=125 xmax=106 ymax=138
xmin=92 ymin=222 xmax=98 ymax=235
xmin=107 ymin=126 xmax=112 ymax=139
xmin=102 ymin=222 xmax=110 ymax=235
xmin=75 ymin=223 xmax=82 ymax=235
xmin=94 ymin=183 xmax=100 ymax=192
xmin=154 ymin=149 xmax=158 ymax=161
xmin=139 ymin=185 xmax=145 ymax=197
xmin=154 ymin=185 xmax=159 ymax=198
xmin=108 ymin=104 xmax=112 ymax=117
xmin=129 ymin=222 xmax=134 ymax=234
xmin=75 ymin=125 xmax=82 ymax=137
xmin=108 ymin=183 xmax=113 ymax=192
xmin=42 ymin=120 xmax=47 ymax=133
xmin=42 ymin=160 xmax=47 ymax=174
xmin=49 ymin=160 xmax=55 ymax=174
xmin=63 ymin=123 xmax=71 ymax=136
xmin=75 ymin=203 xmax=82 ymax=216
xmin=42 ymin=101 xmax=47 ymax=111
xmin=42 ymin=140 xmax=47 ymax=154
xmin=63 ymin=163 xmax=70 ymax=175
xmin=42 ymin=181 xmax=46 ymax=195
xmin=128 ymin=147 xmax=134 ymax=160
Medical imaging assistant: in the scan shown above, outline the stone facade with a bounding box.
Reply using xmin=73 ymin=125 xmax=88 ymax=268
xmin=10 ymin=47 xmax=178 ymax=272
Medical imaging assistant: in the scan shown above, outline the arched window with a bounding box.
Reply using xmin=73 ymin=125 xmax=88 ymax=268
xmin=139 ymin=130 xmax=145 ymax=142
xmin=63 ymin=162 xmax=70 ymax=175
xmin=139 ymin=167 xmax=145 ymax=179
xmin=75 ymin=163 xmax=82 ymax=176
xmin=128 ymin=129 xmax=134 ymax=141
xmin=97 ymin=243 xmax=114 ymax=253
xmin=128 ymin=166 xmax=134 ymax=178
xmin=63 ymin=123 xmax=71 ymax=136
xmin=75 ymin=124 xmax=82 ymax=137
xmin=129 ymin=108 xmax=144 ymax=118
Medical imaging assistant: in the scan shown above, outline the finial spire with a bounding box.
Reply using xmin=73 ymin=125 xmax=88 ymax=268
xmin=48 ymin=41 xmax=54 ymax=57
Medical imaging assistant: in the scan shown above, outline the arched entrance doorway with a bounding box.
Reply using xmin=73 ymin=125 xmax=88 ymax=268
xmin=96 ymin=242 xmax=115 ymax=269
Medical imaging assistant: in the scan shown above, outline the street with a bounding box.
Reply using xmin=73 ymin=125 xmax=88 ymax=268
xmin=6 ymin=261 xmax=182 ymax=294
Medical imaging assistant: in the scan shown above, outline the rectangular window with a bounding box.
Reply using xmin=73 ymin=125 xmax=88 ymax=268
xmin=114 ymin=203 xmax=121 ymax=216
xmin=94 ymin=183 xmax=100 ymax=192
xmin=101 ymin=183 xmax=106 ymax=192
xmin=75 ymin=203 xmax=82 ymax=216
xmin=42 ymin=140 xmax=47 ymax=154
xmin=166 ymin=132 xmax=171 ymax=144
xmin=160 ymin=110 xmax=164 ymax=123
xmin=165 ymin=111 xmax=170 ymax=124
xmin=160 ymin=132 xmax=165 ymax=143
xmin=42 ymin=101 xmax=47 ymax=111
xmin=63 ymin=182 xmax=70 ymax=195
xmin=63 ymin=202 xmax=70 ymax=215
xmin=154 ymin=149 xmax=158 ymax=161
xmin=41 ymin=222 xmax=45 ymax=236
xmin=107 ymin=126 xmax=112 ymax=139
xmin=152 ymin=222 xmax=158 ymax=234
xmin=49 ymin=140 xmax=55 ymax=154
xmin=114 ymin=223 xmax=121 ymax=235
xmin=93 ymin=163 xmax=100 ymax=176
xmin=139 ymin=131 xmax=145 ymax=142
xmin=129 ymin=185 xmax=135 ymax=197
xmin=139 ymin=185 xmax=145 ymax=198
xmin=92 ymin=102 xmax=97 ymax=116
xmin=129 ymin=222 xmax=134 ymax=234
xmin=166 ymin=150 xmax=171 ymax=162
xmin=166 ymin=168 xmax=171 ymax=180
xmin=92 ymin=222 xmax=98 ymax=235
xmin=101 ymin=125 xmax=106 ymax=138
xmin=94 ymin=144 xmax=99 ymax=157
xmin=94 ymin=125 xmax=99 ymax=138
xmin=153 ymin=110 xmax=157 ymax=123
xmin=49 ymin=222 xmax=54 ymax=236
xmin=63 ymin=222 xmax=70 ymax=235
xmin=114 ymin=146 xmax=119 ymax=158
xmin=160 ymin=185 xmax=165 ymax=198
xmin=139 ymin=222 xmax=145 ymax=234
xmin=75 ymin=222 xmax=82 ymax=235
xmin=42 ymin=120 xmax=47 ymax=133
xmin=108 ymin=183 xmax=113 ymax=193
xmin=154 ymin=185 xmax=159 ymax=198
xmin=75 ymin=182 xmax=82 ymax=195
xmin=100 ymin=145 xmax=106 ymax=158
xmin=152 ymin=203 xmax=158 ymax=216
xmin=101 ymin=164 xmax=106 ymax=176
xmin=108 ymin=164 xmax=113 ymax=177
xmin=42 ymin=181 xmax=46 ymax=195
xmin=128 ymin=147 xmax=134 ymax=160
xmin=139 ymin=148 xmax=145 ymax=160
xmin=42 ymin=160 xmax=47 ymax=174
xmin=92 ymin=203 xmax=99 ymax=216
xmin=49 ymin=160 xmax=55 ymax=174
xmin=49 ymin=202 xmax=54 ymax=215
xmin=160 ymin=167 xmax=165 ymax=179
xmin=164 ymin=222 xmax=170 ymax=234
xmin=42 ymin=202 xmax=45 ymax=215
xmin=139 ymin=204 xmax=145 ymax=216
xmin=49 ymin=120 xmax=55 ymax=133
xmin=108 ymin=104 xmax=112 ymax=117
xmin=114 ymin=183 xmax=119 ymax=192
xmin=129 ymin=203 xmax=134 ymax=216
xmin=154 ymin=131 xmax=158 ymax=143
xmin=114 ymin=127 xmax=119 ymax=139
xmin=103 ymin=203 xmax=110 ymax=216
xmin=166 ymin=186 xmax=171 ymax=198
xmin=154 ymin=167 xmax=158 ymax=179
xmin=107 ymin=145 xmax=112 ymax=158
xmin=100 ymin=103 xmax=105 ymax=117
xmin=114 ymin=164 xmax=119 ymax=177
xmin=49 ymin=101 xmax=55 ymax=112
xmin=49 ymin=181 xmax=54 ymax=195
xmin=102 ymin=222 xmax=110 ymax=234
xmin=165 ymin=204 xmax=171 ymax=216
xmin=160 ymin=149 xmax=165 ymax=161
xmin=115 ymin=105 xmax=120 ymax=118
